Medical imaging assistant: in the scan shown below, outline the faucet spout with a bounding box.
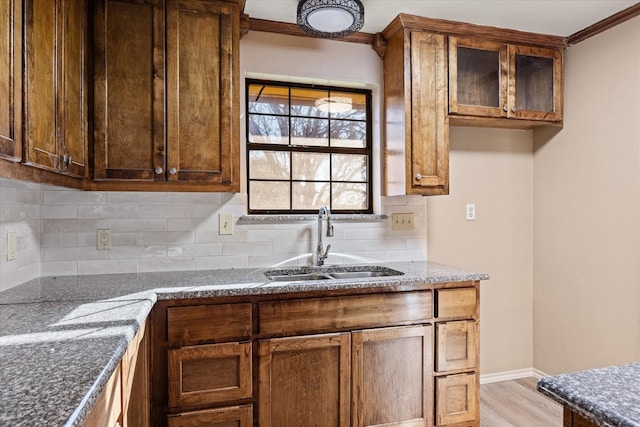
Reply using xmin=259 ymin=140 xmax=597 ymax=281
xmin=316 ymin=206 xmax=333 ymax=266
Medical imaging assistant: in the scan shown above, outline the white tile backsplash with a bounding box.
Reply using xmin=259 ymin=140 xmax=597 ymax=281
xmin=0 ymin=177 xmax=427 ymax=291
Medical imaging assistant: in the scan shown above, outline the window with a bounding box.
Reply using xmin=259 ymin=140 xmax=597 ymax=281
xmin=246 ymin=79 xmax=372 ymax=214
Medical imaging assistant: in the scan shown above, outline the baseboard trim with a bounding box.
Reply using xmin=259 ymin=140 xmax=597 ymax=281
xmin=480 ymin=368 xmax=550 ymax=384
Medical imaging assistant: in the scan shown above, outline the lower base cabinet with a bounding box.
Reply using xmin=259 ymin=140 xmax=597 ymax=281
xmin=153 ymin=283 xmax=481 ymax=427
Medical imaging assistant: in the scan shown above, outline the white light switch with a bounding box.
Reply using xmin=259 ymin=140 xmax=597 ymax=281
xmin=391 ymin=213 xmax=414 ymax=230
xmin=466 ymin=204 xmax=476 ymax=221
xmin=219 ymin=214 xmax=233 ymax=235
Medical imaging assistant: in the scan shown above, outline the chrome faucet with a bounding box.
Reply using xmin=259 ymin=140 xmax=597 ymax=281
xmin=315 ymin=205 xmax=334 ymax=266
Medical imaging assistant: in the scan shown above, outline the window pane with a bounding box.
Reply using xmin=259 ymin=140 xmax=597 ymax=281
xmin=249 ymin=181 xmax=290 ymax=210
xmin=291 ymin=117 xmax=328 ymax=146
xmin=249 ymin=150 xmax=290 ymax=180
xmin=329 ymin=91 xmax=366 ymax=120
xmin=292 ymin=152 xmax=330 ymax=181
xmin=292 ymin=182 xmax=330 ymax=210
xmin=248 ymin=114 xmax=289 ymax=145
xmin=332 ymin=154 xmax=367 ymax=182
xmin=291 ymin=88 xmax=328 ymax=118
xmin=248 ymin=84 xmax=289 ymax=114
xmin=515 ymin=54 xmax=554 ymax=112
xmin=332 ymin=183 xmax=367 ymax=210
xmin=330 ymin=120 xmax=366 ymax=148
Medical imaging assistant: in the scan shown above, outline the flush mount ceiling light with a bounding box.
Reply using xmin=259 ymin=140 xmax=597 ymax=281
xmin=297 ymin=0 xmax=365 ymax=39
xmin=315 ymin=96 xmax=352 ymax=113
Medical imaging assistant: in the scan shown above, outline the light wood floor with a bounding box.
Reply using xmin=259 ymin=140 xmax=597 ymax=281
xmin=481 ymin=377 xmax=563 ymax=426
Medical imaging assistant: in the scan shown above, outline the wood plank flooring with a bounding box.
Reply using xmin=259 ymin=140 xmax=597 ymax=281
xmin=481 ymin=377 xmax=563 ymax=426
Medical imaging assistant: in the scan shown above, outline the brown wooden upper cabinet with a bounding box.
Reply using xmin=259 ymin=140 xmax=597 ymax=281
xmin=449 ymin=36 xmax=563 ymax=124
xmin=22 ymin=0 xmax=88 ymax=178
xmin=93 ymin=0 xmax=240 ymax=191
xmin=383 ymin=27 xmax=449 ymax=196
xmin=0 ymin=0 xmax=22 ymax=162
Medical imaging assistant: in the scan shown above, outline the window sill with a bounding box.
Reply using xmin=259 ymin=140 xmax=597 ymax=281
xmin=237 ymin=214 xmax=387 ymax=225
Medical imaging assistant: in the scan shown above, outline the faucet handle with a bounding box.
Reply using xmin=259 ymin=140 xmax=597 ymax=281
xmin=327 ymin=224 xmax=334 ymax=237
xmin=323 ymin=244 xmax=332 ymax=259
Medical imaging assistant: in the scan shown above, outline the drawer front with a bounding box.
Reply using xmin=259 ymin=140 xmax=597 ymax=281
xmin=167 ymin=405 xmax=253 ymax=427
xmin=168 ymin=342 xmax=252 ymax=409
xmin=259 ymin=291 xmax=433 ymax=336
xmin=436 ymin=288 xmax=477 ymax=319
xmin=167 ymin=303 xmax=252 ymax=343
xmin=436 ymin=321 xmax=477 ymax=372
xmin=435 ymin=373 xmax=478 ymax=426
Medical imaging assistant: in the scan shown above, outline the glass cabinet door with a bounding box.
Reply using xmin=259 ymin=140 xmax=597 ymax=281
xmin=449 ymin=37 xmax=508 ymax=118
xmin=509 ymin=45 xmax=563 ymax=121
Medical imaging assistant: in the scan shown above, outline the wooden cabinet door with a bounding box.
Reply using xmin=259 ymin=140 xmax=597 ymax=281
xmin=0 ymin=0 xmax=22 ymax=161
xmin=435 ymin=321 xmax=477 ymax=373
xmin=24 ymin=0 xmax=87 ymax=177
xmin=435 ymin=373 xmax=478 ymax=426
xmin=449 ymin=36 xmax=508 ymax=118
xmin=508 ymin=45 xmax=563 ymax=122
xmin=166 ymin=0 xmax=239 ymax=188
xmin=123 ymin=324 xmax=150 ymax=427
xmin=168 ymin=342 xmax=252 ymax=409
xmin=167 ymin=405 xmax=252 ymax=427
xmin=259 ymin=333 xmax=351 ymax=427
xmin=409 ymin=31 xmax=449 ymax=196
xmin=94 ymin=0 xmax=165 ymax=181
xmin=352 ymin=325 xmax=434 ymax=427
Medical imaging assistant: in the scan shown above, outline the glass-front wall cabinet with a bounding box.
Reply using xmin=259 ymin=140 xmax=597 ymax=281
xmin=449 ymin=36 xmax=562 ymax=122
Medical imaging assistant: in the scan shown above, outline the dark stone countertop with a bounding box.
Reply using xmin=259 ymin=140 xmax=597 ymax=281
xmin=537 ymin=363 xmax=640 ymax=427
xmin=0 ymin=261 xmax=488 ymax=426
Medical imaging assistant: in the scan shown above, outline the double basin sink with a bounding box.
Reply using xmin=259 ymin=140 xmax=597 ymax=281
xmin=264 ymin=265 xmax=404 ymax=282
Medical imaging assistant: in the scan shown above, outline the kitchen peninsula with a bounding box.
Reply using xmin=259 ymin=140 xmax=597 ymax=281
xmin=537 ymin=364 xmax=640 ymax=427
xmin=0 ymin=261 xmax=488 ymax=426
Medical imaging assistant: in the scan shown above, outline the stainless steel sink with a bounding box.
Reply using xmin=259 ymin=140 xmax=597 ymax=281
xmin=264 ymin=265 xmax=404 ymax=282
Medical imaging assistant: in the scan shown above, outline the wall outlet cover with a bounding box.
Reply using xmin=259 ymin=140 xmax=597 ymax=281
xmin=7 ymin=232 xmax=17 ymax=261
xmin=97 ymin=229 xmax=112 ymax=250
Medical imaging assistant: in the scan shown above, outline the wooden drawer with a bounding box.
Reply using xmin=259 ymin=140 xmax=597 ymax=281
xmin=83 ymin=365 xmax=122 ymax=427
xmin=436 ymin=288 xmax=477 ymax=319
xmin=259 ymin=291 xmax=433 ymax=336
xmin=168 ymin=342 xmax=252 ymax=409
xmin=435 ymin=373 xmax=478 ymax=426
xmin=167 ymin=405 xmax=253 ymax=427
xmin=167 ymin=303 xmax=252 ymax=343
xmin=436 ymin=321 xmax=477 ymax=372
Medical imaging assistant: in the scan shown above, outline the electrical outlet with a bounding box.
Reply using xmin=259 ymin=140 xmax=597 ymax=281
xmin=391 ymin=213 xmax=414 ymax=231
xmin=219 ymin=214 xmax=233 ymax=235
xmin=97 ymin=229 xmax=112 ymax=250
xmin=7 ymin=232 xmax=17 ymax=261
xmin=466 ymin=204 xmax=476 ymax=221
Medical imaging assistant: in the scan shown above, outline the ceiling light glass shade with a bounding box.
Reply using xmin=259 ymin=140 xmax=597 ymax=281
xmin=315 ymin=96 xmax=352 ymax=113
xmin=297 ymin=0 xmax=364 ymax=38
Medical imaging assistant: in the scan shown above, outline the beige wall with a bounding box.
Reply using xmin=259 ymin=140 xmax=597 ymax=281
xmin=427 ymin=127 xmax=534 ymax=375
xmin=532 ymin=17 xmax=640 ymax=374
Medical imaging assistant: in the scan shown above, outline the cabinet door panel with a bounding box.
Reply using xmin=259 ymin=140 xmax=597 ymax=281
xmin=436 ymin=321 xmax=477 ymax=372
xmin=60 ymin=0 xmax=87 ymax=178
xmin=435 ymin=373 xmax=478 ymax=426
xmin=0 ymin=0 xmax=22 ymax=161
xmin=509 ymin=45 xmax=563 ymax=121
xmin=448 ymin=37 xmax=508 ymax=118
xmin=410 ymin=31 xmax=449 ymax=195
xmin=168 ymin=342 xmax=252 ymax=409
xmin=352 ymin=325 xmax=433 ymax=427
xmin=24 ymin=0 xmax=58 ymax=170
xmin=259 ymin=333 xmax=351 ymax=427
xmin=94 ymin=0 xmax=164 ymax=181
xmin=166 ymin=0 xmax=236 ymax=184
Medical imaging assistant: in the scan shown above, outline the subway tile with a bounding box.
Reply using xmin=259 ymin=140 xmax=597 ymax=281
xmin=77 ymin=259 xmax=138 ymax=275
xmin=43 ymin=190 xmax=107 ymax=205
xmin=41 ymin=205 xmax=78 ymax=219
xmin=222 ymin=242 xmax=273 ymax=256
xmin=78 ymin=205 xmax=139 ymax=219
xmin=108 ymin=192 xmax=167 ymax=205
xmin=140 ymin=205 xmax=195 ymax=219
xmin=44 ymin=247 xmax=108 ymax=262
xmin=138 ymin=231 xmax=194 ymax=245
xmin=195 ymin=255 xmax=248 ymax=270
xmin=196 ymin=230 xmax=247 ymax=244
xmin=168 ymin=244 xmax=222 ymax=257
xmin=41 ymin=261 xmax=78 ymax=277
xmin=247 ymin=229 xmax=298 ymax=242
xmin=166 ymin=192 xmax=222 ymax=206
xmin=138 ymin=257 xmax=195 ymax=273
xmin=108 ymin=219 xmax=167 ymax=232
xmin=41 ymin=233 xmax=79 ymax=248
